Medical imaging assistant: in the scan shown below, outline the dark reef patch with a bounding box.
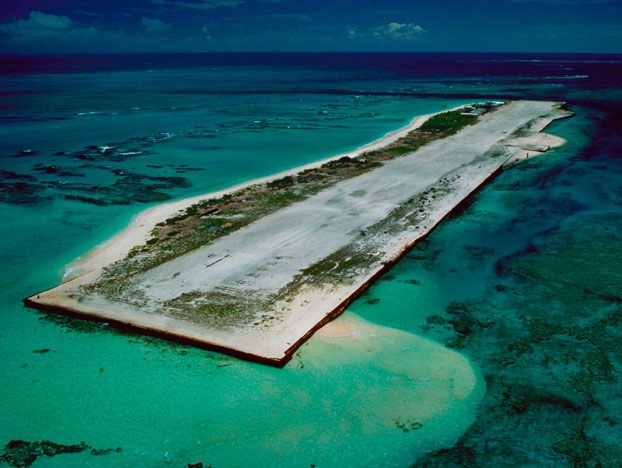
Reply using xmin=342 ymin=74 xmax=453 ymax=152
xmin=0 ymin=440 xmax=121 ymax=467
xmin=61 ymin=172 xmax=191 ymax=206
xmin=2 ymin=141 xmax=192 ymax=206
xmin=0 ymin=170 xmax=37 ymax=181
xmin=462 ymin=245 xmax=495 ymax=261
xmin=415 ymin=214 xmax=622 ymax=467
xmin=8 ymin=149 xmax=39 ymax=158
xmin=393 ymin=418 xmax=423 ymax=433
xmin=32 ymin=164 xmax=84 ymax=177
xmin=0 ymin=181 xmax=50 ymax=205
xmin=402 ymin=278 xmax=421 ymax=286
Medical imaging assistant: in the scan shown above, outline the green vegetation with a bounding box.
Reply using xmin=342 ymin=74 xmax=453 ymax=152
xmin=93 ymin=107 xmax=490 ymax=306
xmin=300 ymin=248 xmax=381 ymax=284
xmin=163 ymin=290 xmax=263 ymax=328
xmin=366 ymin=110 xmax=479 ymax=159
xmin=274 ymin=242 xmax=384 ymax=300
xmin=278 ymin=178 xmax=458 ymax=298
xmin=419 ymin=110 xmax=478 ymax=134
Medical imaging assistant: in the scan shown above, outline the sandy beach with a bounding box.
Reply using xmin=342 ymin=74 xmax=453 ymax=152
xmin=63 ymin=109 xmax=451 ymax=280
xmin=25 ymin=100 xmax=572 ymax=366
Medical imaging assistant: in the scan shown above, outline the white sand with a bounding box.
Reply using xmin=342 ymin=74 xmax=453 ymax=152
xmin=64 ymin=109 xmax=455 ymax=279
xmin=28 ymin=100 xmax=571 ymax=365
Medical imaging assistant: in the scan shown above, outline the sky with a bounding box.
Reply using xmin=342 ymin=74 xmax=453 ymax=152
xmin=0 ymin=0 xmax=621 ymax=54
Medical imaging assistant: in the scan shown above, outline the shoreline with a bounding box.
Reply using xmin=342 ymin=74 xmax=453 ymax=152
xmin=25 ymin=100 xmax=573 ymax=367
xmin=63 ymin=108 xmax=461 ymax=280
xmin=23 ymin=166 xmax=504 ymax=368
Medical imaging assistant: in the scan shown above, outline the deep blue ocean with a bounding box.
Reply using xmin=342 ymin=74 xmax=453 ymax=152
xmin=1 ymin=53 xmax=621 ymax=467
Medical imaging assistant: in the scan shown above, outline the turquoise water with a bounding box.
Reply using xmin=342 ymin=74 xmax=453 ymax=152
xmin=351 ymin=112 xmax=593 ymax=335
xmin=2 ymin=55 xmax=621 ymax=466
xmin=355 ymin=108 xmax=622 ymax=465
xmin=1 ymin=65 xmax=481 ymax=466
xmin=0 ymin=78 xmax=468 ymax=291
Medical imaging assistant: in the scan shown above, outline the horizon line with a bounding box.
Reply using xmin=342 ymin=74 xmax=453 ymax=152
xmin=2 ymin=50 xmax=622 ymax=57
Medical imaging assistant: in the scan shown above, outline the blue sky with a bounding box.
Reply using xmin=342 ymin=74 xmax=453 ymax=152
xmin=0 ymin=0 xmax=621 ymax=53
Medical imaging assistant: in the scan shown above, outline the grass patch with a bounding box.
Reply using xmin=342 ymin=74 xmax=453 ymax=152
xmin=93 ymin=106 xmax=493 ymax=298
xmin=161 ymin=290 xmax=261 ymax=328
xmin=420 ymin=111 xmax=477 ymax=134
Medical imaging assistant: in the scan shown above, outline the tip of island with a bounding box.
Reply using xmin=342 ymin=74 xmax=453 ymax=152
xmin=24 ymin=100 xmax=573 ymax=366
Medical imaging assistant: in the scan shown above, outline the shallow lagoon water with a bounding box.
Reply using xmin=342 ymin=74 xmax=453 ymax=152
xmin=1 ymin=54 xmax=621 ymax=466
xmin=354 ymin=106 xmax=622 ymax=465
xmin=1 ymin=62 xmax=480 ymax=467
xmin=350 ymin=109 xmax=594 ymax=334
xmin=0 ymin=311 xmax=483 ymax=467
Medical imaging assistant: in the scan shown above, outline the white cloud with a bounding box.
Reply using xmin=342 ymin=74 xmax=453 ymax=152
xmin=141 ymin=17 xmax=171 ymax=32
xmin=346 ymin=28 xmax=361 ymax=39
xmin=199 ymin=26 xmax=213 ymax=39
xmin=151 ymin=0 xmax=244 ymax=10
xmin=0 ymin=11 xmax=73 ymax=39
xmin=372 ymin=22 xmax=426 ymax=41
xmin=0 ymin=11 xmax=106 ymax=43
xmin=0 ymin=11 xmax=124 ymax=51
xmin=22 ymin=11 xmax=73 ymax=30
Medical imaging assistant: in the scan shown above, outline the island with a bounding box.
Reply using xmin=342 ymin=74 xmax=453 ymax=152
xmin=24 ymin=100 xmax=572 ymax=366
